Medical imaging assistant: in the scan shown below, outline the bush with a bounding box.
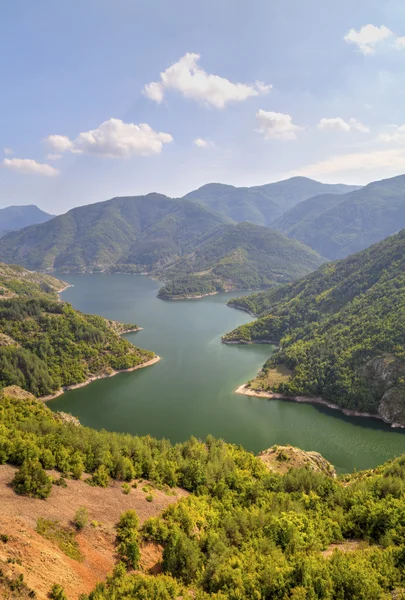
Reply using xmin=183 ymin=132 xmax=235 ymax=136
xmin=122 ymin=483 xmax=131 ymax=495
xmin=73 ymin=506 xmax=89 ymax=531
xmin=12 ymin=459 xmax=52 ymax=499
xmin=89 ymin=464 xmax=110 ymax=488
xmin=49 ymin=583 xmax=68 ymax=600
xmin=116 ymin=510 xmax=140 ymax=569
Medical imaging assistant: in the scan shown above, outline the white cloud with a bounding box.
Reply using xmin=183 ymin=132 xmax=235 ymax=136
xmin=194 ymin=138 xmax=209 ymax=148
xmin=396 ymin=36 xmax=405 ymax=49
xmin=378 ymin=124 xmax=405 ymax=143
xmin=46 ymin=153 xmax=63 ymax=161
xmin=3 ymin=148 xmax=13 ymax=156
xmin=144 ymin=53 xmax=271 ymax=108
xmin=256 ymin=110 xmax=304 ymax=141
xmin=344 ymin=24 xmax=393 ymax=55
xmin=297 ymin=147 xmax=405 ymax=177
xmin=45 ymin=118 xmax=173 ymax=158
xmin=3 ymin=158 xmax=59 ymax=177
xmin=317 ymin=117 xmax=369 ymax=133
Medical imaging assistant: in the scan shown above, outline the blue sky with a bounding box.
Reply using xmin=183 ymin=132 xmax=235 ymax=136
xmin=1 ymin=0 xmax=405 ymax=213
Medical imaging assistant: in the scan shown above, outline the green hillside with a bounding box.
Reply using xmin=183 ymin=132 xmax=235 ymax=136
xmin=157 ymin=222 xmax=325 ymax=299
xmin=0 ymin=263 xmax=154 ymax=396
xmin=274 ymin=174 xmax=405 ymax=259
xmin=224 ymin=229 xmax=405 ymax=424
xmin=183 ymin=177 xmax=359 ymax=226
xmin=0 ymin=194 xmax=230 ymax=272
xmin=4 ymin=389 xmax=405 ymax=598
xmin=0 ymin=204 xmax=53 ymax=237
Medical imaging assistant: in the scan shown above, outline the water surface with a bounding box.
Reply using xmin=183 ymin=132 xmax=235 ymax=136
xmin=50 ymin=274 xmax=405 ymax=473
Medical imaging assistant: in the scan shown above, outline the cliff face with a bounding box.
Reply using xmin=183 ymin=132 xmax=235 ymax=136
xmin=359 ymin=355 xmax=405 ymax=426
xmin=258 ymin=445 xmax=336 ymax=477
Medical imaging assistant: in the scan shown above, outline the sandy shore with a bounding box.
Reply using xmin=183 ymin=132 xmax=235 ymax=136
xmin=235 ymin=383 xmax=404 ymax=428
xmin=40 ymin=355 xmax=161 ymax=402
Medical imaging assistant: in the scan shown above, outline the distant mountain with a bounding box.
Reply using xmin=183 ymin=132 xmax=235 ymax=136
xmin=274 ymin=174 xmax=405 ymax=260
xmin=0 ymin=194 xmax=230 ymax=272
xmin=223 ymin=228 xmax=405 ymax=425
xmin=0 ymin=205 xmax=53 ymax=237
xmin=183 ymin=177 xmax=360 ymax=227
xmin=157 ymin=222 xmax=325 ymax=299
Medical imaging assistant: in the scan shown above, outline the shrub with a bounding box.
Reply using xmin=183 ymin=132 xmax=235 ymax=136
xmin=89 ymin=464 xmax=110 ymax=488
xmin=122 ymin=483 xmax=131 ymax=495
xmin=12 ymin=460 xmax=52 ymax=499
xmin=73 ymin=506 xmax=89 ymax=531
xmin=116 ymin=510 xmax=140 ymax=569
xmin=146 ymin=495 xmax=153 ymax=502
xmin=49 ymin=583 xmax=68 ymax=600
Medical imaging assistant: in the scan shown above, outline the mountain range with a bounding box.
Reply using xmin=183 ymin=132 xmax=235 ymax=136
xmin=0 ymin=204 xmax=53 ymax=237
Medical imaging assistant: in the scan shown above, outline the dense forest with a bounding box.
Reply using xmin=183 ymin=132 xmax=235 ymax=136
xmin=273 ymin=174 xmax=405 ymax=260
xmin=0 ymin=263 xmax=154 ymax=396
xmin=224 ymin=229 xmax=405 ymax=423
xmin=157 ymin=223 xmax=324 ymax=299
xmin=3 ymin=389 xmax=405 ymax=598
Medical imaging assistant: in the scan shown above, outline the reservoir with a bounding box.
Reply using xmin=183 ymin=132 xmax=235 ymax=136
xmin=50 ymin=273 xmax=405 ymax=473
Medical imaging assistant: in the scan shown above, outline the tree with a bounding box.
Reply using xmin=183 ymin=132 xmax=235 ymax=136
xmin=73 ymin=506 xmax=89 ymax=530
xmin=12 ymin=459 xmax=52 ymax=498
xmin=116 ymin=510 xmax=141 ymax=569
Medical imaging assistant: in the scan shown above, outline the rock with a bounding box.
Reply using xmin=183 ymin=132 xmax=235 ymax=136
xmin=258 ymin=445 xmax=336 ymax=477
xmin=56 ymin=412 xmax=81 ymax=427
xmin=1 ymin=386 xmax=36 ymax=400
xmin=378 ymin=385 xmax=405 ymax=426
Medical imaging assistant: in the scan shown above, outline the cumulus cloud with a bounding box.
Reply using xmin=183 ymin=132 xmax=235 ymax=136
xmin=256 ymin=110 xmax=304 ymax=141
xmin=3 ymin=158 xmax=59 ymax=177
xmin=297 ymin=148 xmax=405 ymax=177
xmin=396 ymin=37 xmax=405 ymax=49
xmin=45 ymin=118 xmax=173 ymax=158
xmin=379 ymin=124 xmax=405 ymax=143
xmin=3 ymin=148 xmax=13 ymax=156
xmin=144 ymin=53 xmax=271 ymax=108
xmin=344 ymin=24 xmax=394 ymax=55
xmin=318 ymin=117 xmax=369 ymax=133
xmin=194 ymin=138 xmax=209 ymax=148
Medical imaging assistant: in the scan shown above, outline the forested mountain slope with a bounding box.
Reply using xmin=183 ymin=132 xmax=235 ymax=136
xmin=274 ymin=174 xmax=405 ymax=259
xmin=157 ymin=222 xmax=325 ymax=299
xmin=224 ymin=229 xmax=405 ymax=424
xmin=0 ymin=194 xmax=230 ymax=272
xmin=0 ymin=263 xmax=154 ymax=396
xmin=3 ymin=389 xmax=405 ymax=598
xmin=183 ymin=176 xmax=359 ymax=226
xmin=0 ymin=204 xmax=53 ymax=236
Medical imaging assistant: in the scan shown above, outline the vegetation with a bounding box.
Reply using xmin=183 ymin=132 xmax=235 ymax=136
xmin=36 ymin=518 xmax=83 ymax=561
xmin=0 ymin=263 xmax=155 ymax=396
xmin=73 ymin=506 xmax=89 ymax=530
xmin=274 ymin=174 xmax=405 ymax=259
xmin=49 ymin=584 xmax=68 ymax=600
xmin=0 ymin=204 xmax=52 ymax=238
xmin=12 ymin=459 xmax=52 ymax=498
xmin=3 ymin=389 xmax=405 ymax=597
xmin=183 ymin=177 xmax=358 ymax=227
xmin=224 ymin=228 xmax=405 ymax=422
xmin=157 ymin=223 xmax=325 ymax=299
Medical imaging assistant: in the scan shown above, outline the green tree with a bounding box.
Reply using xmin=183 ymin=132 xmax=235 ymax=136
xmin=12 ymin=459 xmax=52 ymax=498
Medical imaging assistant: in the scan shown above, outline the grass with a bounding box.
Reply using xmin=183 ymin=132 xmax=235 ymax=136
xmin=36 ymin=518 xmax=83 ymax=562
xmin=251 ymin=364 xmax=292 ymax=390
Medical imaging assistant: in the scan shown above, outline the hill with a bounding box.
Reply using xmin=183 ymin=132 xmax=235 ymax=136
xmin=0 ymin=263 xmax=155 ymax=396
xmin=0 ymin=204 xmax=53 ymax=237
xmin=183 ymin=177 xmax=359 ymax=226
xmin=156 ymin=222 xmax=325 ymax=299
xmin=223 ymin=229 xmax=405 ymax=425
xmin=0 ymin=194 xmax=230 ymax=272
xmin=3 ymin=389 xmax=405 ymax=598
xmin=274 ymin=174 xmax=405 ymax=259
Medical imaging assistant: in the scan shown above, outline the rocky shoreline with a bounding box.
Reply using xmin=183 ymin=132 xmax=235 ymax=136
xmin=40 ymin=355 xmax=161 ymax=402
xmin=235 ymin=384 xmax=405 ymax=429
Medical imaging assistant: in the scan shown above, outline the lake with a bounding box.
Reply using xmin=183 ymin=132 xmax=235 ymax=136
xmin=50 ymin=273 xmax=405 ymax=473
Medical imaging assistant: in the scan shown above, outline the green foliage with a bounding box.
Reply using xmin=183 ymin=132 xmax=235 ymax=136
xmin=157 ymin=223 xmax=324 ymax=299
xmin=49 ymin=583 xmax=68 ymax=600
xmin=116 ymin=510 xmax=140 ymax=569
xmin=73 ymin=506 xmax=89 ymax=530
xmin=0 ymin=263 xmax=154 ymax=396
xmin=225 ymin=228 xmax=405 ymax=417
xmin=274 ymin=173 xmax=405 ymax=259
xmin=36 ymin=518 xmax=83 ymax=561
xmin=12 ymin=459 xmax=52 ymax=498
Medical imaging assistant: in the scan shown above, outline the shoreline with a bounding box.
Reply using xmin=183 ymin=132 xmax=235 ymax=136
xmin=235 ymin=384 xmax=405 ymax=429
xmin=160 ymin=291 xmax=219 ymax=301
xmin=223 ymin=339 xmax=277 ymax=345
xmin=40 ymin=355 xmax=161 ymax=402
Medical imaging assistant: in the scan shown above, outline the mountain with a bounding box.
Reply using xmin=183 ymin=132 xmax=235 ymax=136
xmin=0 ymin=262 xmax=154 ymax=396
xmin=0 ymin=204 xmax=53 ymax=236
xmin=183 ymin=177 xmax=360 ymax=226
xmin=156 ymin=222 xmax=325 ymax=299
xmin=274 ymin=174 xmax=405 ymax=259
xmin=0 ymin=194 xmax=230 ymax=272
xmin=223 ymin=228 xmax=405 ymax=425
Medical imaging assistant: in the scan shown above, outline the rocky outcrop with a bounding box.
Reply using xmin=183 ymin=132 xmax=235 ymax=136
xmin=55 ymin=412 xmax=81 ymax=427
xmin=258 ymin=445 xmax=336 ymax=477
xmin=378 ymin=385 xmax=405 ymax=427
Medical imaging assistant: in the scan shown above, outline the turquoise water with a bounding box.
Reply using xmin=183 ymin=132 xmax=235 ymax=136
xmin=49 ymin=273 xmax=405 ymax=473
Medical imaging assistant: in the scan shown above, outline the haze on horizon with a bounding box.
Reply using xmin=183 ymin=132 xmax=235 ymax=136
xmin=1 ymin=0 xmax=405 ymax=213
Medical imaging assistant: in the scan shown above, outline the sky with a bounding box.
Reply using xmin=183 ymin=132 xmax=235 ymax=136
xmin=1 ymin=0 xmax=405 ymax=213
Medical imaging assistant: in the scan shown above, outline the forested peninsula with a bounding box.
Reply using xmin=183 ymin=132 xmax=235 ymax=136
xmin=0 ymin=263 xmax=157 ymax=397
xmin=223 ymin=229 xmax=405 ymax=426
